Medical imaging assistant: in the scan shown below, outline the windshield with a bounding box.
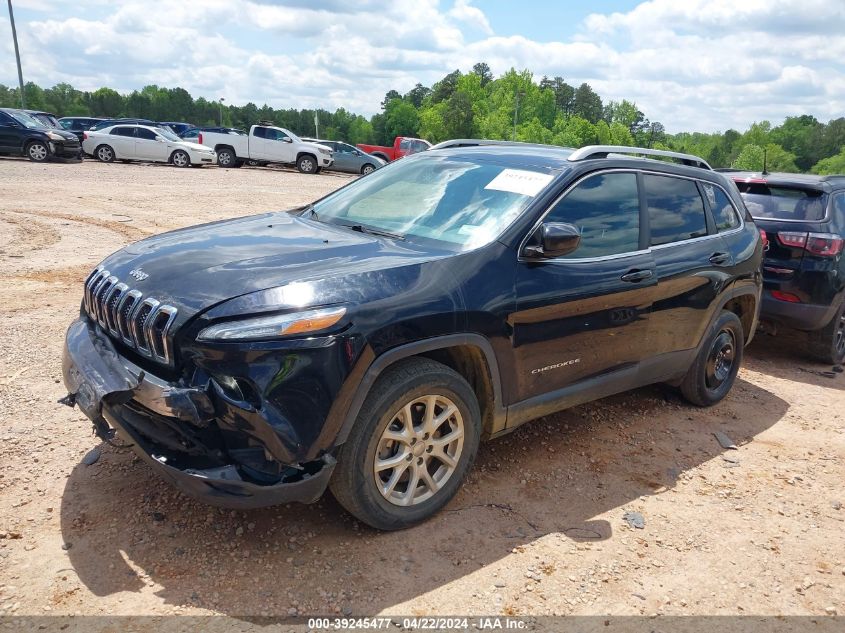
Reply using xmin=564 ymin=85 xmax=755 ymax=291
xmin=8 ymin=111 xmax=46 ymax=129
xmin=736 ymin=182 xmax=828 ymax=221
xmin=310 ymin=154 xmax=556 ymax=250
xmin=154 ymin=127 xmax=181 ymax=142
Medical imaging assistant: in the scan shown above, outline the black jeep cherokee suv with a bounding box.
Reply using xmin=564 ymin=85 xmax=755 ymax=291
xmin=726 ymin=171 xmax=845 ymax=364
xmin=62 ymin=144 xmax=763 ymax=530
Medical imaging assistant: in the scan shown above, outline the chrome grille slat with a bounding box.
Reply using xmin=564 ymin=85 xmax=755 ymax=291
xmin=83 ymin=269 xmax=178 ymax=366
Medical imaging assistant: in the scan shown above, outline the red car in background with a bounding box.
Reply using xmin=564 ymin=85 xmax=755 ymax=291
xmin=356 ymin=136 xmax=430 ymax=162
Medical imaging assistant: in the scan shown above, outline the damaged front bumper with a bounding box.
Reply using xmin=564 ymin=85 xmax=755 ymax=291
xmin=61 ymin=318 xmax=335 ymax=509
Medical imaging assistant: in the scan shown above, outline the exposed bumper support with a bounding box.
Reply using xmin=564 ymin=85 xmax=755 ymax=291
xmin=61 ymin=318 xmax=334 ymax=508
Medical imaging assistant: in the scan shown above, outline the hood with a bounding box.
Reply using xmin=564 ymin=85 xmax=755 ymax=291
xmin=178 ymin=141 xmax=214 ymax=152
xmin=48 ymin=129 xmax=78 ymax=142
xmin=97 ymin=212 xmax=446 ymax=317
xmin=303 ymin=141 xmax=332 ymax=153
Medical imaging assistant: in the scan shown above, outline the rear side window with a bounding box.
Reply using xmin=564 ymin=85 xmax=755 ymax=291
xmin=702 ymin=183 xmax=741 ymax=232
xmin=110 ymin=127 xmax=134 ymax=137
xmin=735 ymin=183 xmax=828 ymax=221
xmin=644 ymin=174 xmax=708 ymax=246
xmin=545 ymin=172 xmax=641 ymax=258
xmin=253 ymin=127 xmax=267 ymax=139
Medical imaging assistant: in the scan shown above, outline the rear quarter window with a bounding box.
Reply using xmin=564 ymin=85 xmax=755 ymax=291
xmin=702 ymin=183 xmax=741 ymax=232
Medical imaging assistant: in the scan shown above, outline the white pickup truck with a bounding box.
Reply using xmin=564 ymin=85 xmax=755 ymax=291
xmin=196 ymin=124 xmax=333 ymax=174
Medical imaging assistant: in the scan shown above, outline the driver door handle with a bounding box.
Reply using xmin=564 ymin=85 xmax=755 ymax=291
xmin=621 ymin=269 xmax=654 ymax=283
xmin=709 ymin=252 xmax=731 ymax=266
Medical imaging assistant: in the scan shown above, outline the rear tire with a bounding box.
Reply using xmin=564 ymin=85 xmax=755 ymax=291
xmin=330 ymin=358 xmax=481 ymax=530
xmin=94 ymin=144 xmax=115 ymax=163
xmin=808 ymin=301 xmax=845 ymax=365
xmin=680 ymin=311 xmax=744 ymax=406
xmin=297 ymin=154 xmax=318 ymax=174
xmin=26 ymin=141 xmax=49 ymax=162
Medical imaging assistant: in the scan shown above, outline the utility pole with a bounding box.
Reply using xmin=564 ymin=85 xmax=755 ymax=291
xmin=512 ymin=90 xmax=525 ymax=141
xmin=219 ymin=97 xmax=225 ymax=126
xmin=7 ymin=0 xmax=26 ymax=108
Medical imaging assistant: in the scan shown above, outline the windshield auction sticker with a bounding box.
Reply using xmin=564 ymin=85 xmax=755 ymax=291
xmin=484 ymin=169 xmax=554 ymax=197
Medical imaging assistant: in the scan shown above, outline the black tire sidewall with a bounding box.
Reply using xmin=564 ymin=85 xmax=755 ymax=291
xmin=333 ymin=360 xmax=481 ymax=530
xmin=683 ymin=311 xmax=744 ymax=406
xmin=361 ymin=164 xmax=375 ymax=175
xmin=810 ymin=300 xmax=845 ymax=364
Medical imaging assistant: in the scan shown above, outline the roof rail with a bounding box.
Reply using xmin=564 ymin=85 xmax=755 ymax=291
xmin=568 ymin=145 xmax=712 ymax=170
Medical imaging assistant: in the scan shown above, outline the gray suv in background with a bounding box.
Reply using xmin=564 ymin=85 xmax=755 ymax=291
xmin=302 ymin=138 xmax=385 ymax=175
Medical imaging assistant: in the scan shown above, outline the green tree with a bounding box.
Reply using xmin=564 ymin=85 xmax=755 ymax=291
xmin=733 ymin=143 xmax=798 ymax=172
xmin=384 ymin=98 xmax=419 ymax=139
xmin=472 ymin=62 xmax=493 ymax=87
xmin=770 ymin=115 xmax=822 ymax=171
xmin=430 ymin=70 xmax=462 ymax=103
xmin=89 ymin=87 xmax=123 ymax=116
xmin=811 ymin=148 xmax=845 ymax=175
xmin=443 ymin=91 xmax=475 ymax=139
xmin=572 ymin=83 xmax=602 ymax=123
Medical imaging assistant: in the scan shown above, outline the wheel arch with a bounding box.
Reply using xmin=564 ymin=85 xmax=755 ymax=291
xmin=334 ymin=334 xmax=506 ymax=447
xmin=296 ymin=151 xmax=317 ymax=162
xmin=371 ymin=152 xmax=390 ymax=162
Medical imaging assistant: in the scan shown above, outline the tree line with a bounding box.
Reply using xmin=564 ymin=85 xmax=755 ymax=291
xmin=2 ymin=63 xmax=844 ymax=174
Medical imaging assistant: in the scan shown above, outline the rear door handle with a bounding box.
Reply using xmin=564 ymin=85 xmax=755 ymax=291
xmin=709 ymin=252 xmax=731 ymax=266
xmin=621 ymin=269 xmax=654 ymax=283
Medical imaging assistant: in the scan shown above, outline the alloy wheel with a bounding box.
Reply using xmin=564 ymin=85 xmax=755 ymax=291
xmin=373 ymin=394 xmax=464 ymax=507
xmin=29 ymin=143 xmax=48 ymax=161
xmin=97 ymin=146 xmax=113 ymax=162
xmin=835 ymin=312 xmax=845 ymax=359
xmin=172 ymin=151 xmax=189 ymax=167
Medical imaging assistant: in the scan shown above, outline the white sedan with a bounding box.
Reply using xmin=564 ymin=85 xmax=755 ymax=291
xmin=82 ymin=124 xmax=217 ymax=167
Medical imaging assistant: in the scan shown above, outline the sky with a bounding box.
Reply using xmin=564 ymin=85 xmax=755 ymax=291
xmin=1 ymin=0 xmax=843 ymax=133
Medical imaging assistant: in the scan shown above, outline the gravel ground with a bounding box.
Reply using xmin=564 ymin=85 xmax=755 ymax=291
xmin=0 ymin=158 xmax=843 ymax=622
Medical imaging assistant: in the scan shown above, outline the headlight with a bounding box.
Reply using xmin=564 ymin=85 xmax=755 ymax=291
xmin=318 ymin=148 xmax=331 ymax=156
xmin=197 ymin=306 xmax=346 ymax=341
xmin=46 ymin=132 xmax=65 ymax=141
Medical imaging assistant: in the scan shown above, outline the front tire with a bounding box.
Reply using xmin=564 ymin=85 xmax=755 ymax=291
xmin=171 ymin=149 xmax=190 ymax=168
xmin=26 ymin=141 xmax=49 ymax=162
xmin=95 ymin=144 xmax=115 ymax=163
xmin=330 ymin=358 xmax=481 ymax=530
xmin=297 ymin=154 xmax=318 ymax=174
xmin=680 ymin=311 xmax=744 ymax=406
xmin=216 ymin=147 xmax=236 ymax=168
xmin=808 ymin=301 xmax=845 ymax=365
xmin=361 ymin=163 xmax=376 ymax=175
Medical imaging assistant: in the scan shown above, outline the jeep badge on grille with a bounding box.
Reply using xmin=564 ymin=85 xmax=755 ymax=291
xmin=129 ymin=268 xmax=149 ymax=281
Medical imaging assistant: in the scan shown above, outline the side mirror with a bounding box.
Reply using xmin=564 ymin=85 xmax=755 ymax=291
xmin=282 ymin=137 xmax=292 ymax=143
xmin=522 ymin=222 xmax=581 ymax=259
xmin=155 ymin=136 xmax=165 ymax=142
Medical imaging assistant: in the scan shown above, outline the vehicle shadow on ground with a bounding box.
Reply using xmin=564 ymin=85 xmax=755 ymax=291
xmin=745 ymin=329 xmax=844 ymax=390
xmin=59 ymin=377 xmax=787 ymax=616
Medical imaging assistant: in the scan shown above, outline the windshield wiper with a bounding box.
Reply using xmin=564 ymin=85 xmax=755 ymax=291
xmin=339 ymin=222 xmax=405 ymax=240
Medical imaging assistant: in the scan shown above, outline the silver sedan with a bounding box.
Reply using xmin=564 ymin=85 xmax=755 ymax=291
xmin=302 ymin=139 xmax=385 ymax=175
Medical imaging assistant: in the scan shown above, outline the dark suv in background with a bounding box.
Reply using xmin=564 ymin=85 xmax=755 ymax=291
xmin=61 ymin=144 xmax=762 ymax=530
xmin=58 ymin=116 xmax=106 ymax=142
xmin=726 ymin=171 xmax=845 ymax=364
xmin=0 ymin=108 xmax=82 ymax=161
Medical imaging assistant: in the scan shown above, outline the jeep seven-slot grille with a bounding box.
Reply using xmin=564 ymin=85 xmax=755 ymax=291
xmin=84 ymin=267 xmax=178 ymax=365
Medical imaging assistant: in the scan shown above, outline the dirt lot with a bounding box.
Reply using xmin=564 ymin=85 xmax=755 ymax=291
xmin=0 ymin=158 xmax=843 ymax=622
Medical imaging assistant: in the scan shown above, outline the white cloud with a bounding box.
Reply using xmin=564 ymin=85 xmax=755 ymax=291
xmin=2 ymin=0 xmax=844 ymax=133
